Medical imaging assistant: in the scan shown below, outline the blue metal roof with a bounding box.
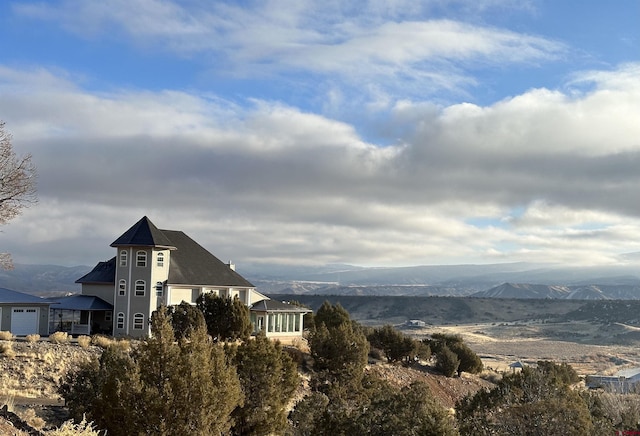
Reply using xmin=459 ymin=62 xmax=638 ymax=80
xmin=47 ymin=294 xmax=113 ymax=311
xmin=0 ymin=287 xmax=52 ymax=305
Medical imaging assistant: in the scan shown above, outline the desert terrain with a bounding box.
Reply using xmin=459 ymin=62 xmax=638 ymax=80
xmin=401 ymin=321 xmax=640 ymax=376
xmin=3 ymin=296 xmax=640 ymax=432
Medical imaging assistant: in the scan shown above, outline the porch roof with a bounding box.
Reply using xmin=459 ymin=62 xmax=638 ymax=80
xmin=47 ymin=294 xmax=113 ymax=311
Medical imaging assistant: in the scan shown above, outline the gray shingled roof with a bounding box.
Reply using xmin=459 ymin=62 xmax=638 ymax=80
xmin=0 ymin=288 xmax=52 ymax=305
xmin=110 ymin=216 xmax=176 ymax=249
xmin=75 ymin=257 xmax=116 ymax=284
xmin=78 ymin=217 xmax=254 ymax=288
xmin=250 ymin=299 xmax=311 ymax=313
xmin=163 ymin=229 xmax=254 ymax=287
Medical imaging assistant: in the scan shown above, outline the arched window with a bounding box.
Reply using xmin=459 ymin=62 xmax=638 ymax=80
xmin=119 ymin=250 xmax=127 ymax=267
xmin=133 ymin=313 xmax=144 ymax=330
xmin=155 ymin=282 xmax=163 ymax=297
xmin=135 ymin=280 xmax=146 ymax=297
xmin=157 ymin=252 xmax=164 ymax=267
xmin=136 ymin=250 xmax=147 ymax=267
xmin=118 ymin=279 xmax=126 ymax=296
xmin=116 ymin=312 xmax=125 ymax=330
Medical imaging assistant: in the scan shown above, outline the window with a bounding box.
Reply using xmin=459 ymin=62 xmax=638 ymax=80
xmin=294 ymin=314 xmax=300 ymax=332
xmin=288 ymin=314 xmax=294 ymax=332
xmin=135 ymin=280 xmax=146 ymax=297
xmin=136 ymin=250 xmax=147 ymax=267
xmin=156 ymin=282 xmax=163 ymax=297
xmin=119 ymin=250 xmax=127 ymax=267
xmin=156 ymin=252 xmax=164 ymax=267
xmin=268 ymin=314 xmax=274 ymax=332
xmin=133 ymin=313 xmax=144 ymax=330
xmin=116 ymin=312 xmax=125 ymax=329
xmin=105 ymin=311 xmax=112 ymax=322
xmin=119 ymin=279 xmax=126 ymax=296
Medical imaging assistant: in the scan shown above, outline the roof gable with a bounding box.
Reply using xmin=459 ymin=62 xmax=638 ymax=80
xmin=111 ymin=216 xmax=176 ymax=249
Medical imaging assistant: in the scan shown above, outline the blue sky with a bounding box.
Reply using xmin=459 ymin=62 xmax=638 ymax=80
xmin=0 ymin=0 xmax=639 ymax=269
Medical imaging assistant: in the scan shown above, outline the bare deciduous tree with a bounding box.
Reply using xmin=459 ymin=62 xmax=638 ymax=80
xmin=0 ymin=121 xmax=37 ymax=269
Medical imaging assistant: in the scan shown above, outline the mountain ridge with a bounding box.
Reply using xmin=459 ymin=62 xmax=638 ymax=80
xmin=2 ymin=262 xmax=640 ymax=299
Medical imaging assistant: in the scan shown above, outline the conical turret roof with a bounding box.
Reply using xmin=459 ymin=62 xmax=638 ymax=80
xmin=110 ymin=216 xmax=176 ymax=249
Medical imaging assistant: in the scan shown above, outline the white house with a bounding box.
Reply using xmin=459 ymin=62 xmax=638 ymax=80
xmin=77 ymin=216 xmax=309 ymax=340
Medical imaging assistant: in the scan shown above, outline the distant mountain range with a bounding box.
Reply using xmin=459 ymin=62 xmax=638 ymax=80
xmin=2 ymin=261 xmax=640 ymax=300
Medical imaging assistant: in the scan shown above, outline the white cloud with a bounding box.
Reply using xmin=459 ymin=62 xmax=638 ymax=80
xmin=13 ymin=0 xmax=565 ymax=100
xmin=1 ymin=62 xmax=640 ymax=266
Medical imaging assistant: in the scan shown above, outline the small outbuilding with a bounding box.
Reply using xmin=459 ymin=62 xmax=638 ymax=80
xmin=509 ymin=361 xmax=526 ymax=373
xmin=0 ymin=287 xmax=52 ymax=336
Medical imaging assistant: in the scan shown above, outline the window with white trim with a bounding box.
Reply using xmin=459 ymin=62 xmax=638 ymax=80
xmin=120 ymin=250 xmax=127 ymax=267
xmin=133 ymin=313 xmax=144 ymax=330
xmin=135 ymin=280 xmax=146 ymax=297
xmin=118 ymin=279 xmax=126 ymax=296
xmin=136 ymin=250 xmax=147 ymax=267
xmin=157 ymin=252 xmax=164 ymax=267
xmin=116 ymin=312 xmax=125 ymax=329
xmin=155 ymin=282 xmax=163 ymax=297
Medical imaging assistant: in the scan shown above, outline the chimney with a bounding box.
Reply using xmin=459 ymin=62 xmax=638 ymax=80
xmin=227 ymin=261 xmax=235 ymax=271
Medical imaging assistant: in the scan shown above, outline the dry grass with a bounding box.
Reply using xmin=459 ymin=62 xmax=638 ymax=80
xmin=0 ymin=331 xmax=14 ymax=341
xmin=49 ymin=331 xmax=70 ymax=344
xmin=46 ymin=417 xmax=103 ymax=436
xmin=0 ymin=394 xmax=15 ymax=412
xmin=77 ymin=336 xmax=91 ymax=348
xmin=0 ymin=342 xmax=16 ymax=359
xmin=90 ymin=335 xmax=114 ymax=349
xmin=25 ymin=334 xmax=40 ymax=343
xmin=21 ymin=408 xmax=46 ymax=430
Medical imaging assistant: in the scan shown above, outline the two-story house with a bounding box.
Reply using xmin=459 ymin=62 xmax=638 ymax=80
xmin=77 ymin=216 xmax=309 ymax=340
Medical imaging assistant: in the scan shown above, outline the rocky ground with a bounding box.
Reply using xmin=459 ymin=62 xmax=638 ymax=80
xmin=0 ymin=338 xmax=102 ymax=432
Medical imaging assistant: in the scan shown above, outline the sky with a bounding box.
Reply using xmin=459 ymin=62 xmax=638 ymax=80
xmin=0 ymin=0 xmax=639 ymax=269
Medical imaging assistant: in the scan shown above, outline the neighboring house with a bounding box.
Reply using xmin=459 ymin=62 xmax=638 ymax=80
xmin=587 ymin=367 xmax=640 ymax=393
xmin=0 ymin=287 xmax=52 ymax=336
xmin=78 ymin=216 xmax=309 ymax=340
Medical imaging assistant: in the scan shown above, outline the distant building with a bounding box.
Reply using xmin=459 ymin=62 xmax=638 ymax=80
xmin=509 ymin=361 xmax=526 ymax=373
xmin=405 ymin=319 xmax=426 ymax=327
xmin=587 ymin=368 xmax=640 ymax=393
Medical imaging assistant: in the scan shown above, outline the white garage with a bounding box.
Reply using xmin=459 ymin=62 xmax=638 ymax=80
xmin=0 ymin=287 xmax=51 ymax=337
xmin=11 ymin=307 xmax=40 ymax=336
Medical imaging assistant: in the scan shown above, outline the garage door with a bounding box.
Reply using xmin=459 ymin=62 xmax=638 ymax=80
xmin=11 ymin=307 xmax=39 ymax=336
